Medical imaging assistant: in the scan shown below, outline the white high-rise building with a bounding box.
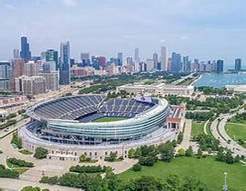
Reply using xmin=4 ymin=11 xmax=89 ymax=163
xmin=146 ymin=59 xmax=155 ymax=72
xmin=134 ymin=48 xmax=140 ymax=63
xmin=15 ymin=75 xmax=46 ymax=95
xmin=160 ymin=46 xmax=168 ymax=71
xmin=24 ymin=61 xmax=38 ymax=76
xmin=39 ymin=71 xmax=59 ymax=91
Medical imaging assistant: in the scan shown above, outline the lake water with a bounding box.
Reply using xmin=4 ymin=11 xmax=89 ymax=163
xmin=194 ymin=73 xmax=246 ymax=88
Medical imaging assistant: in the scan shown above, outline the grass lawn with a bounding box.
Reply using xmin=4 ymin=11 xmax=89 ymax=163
xmin=12 ymin=168 xmax=28 ymax=174
xmin=119 ymin=157 xmax=246 ymax=191
xmin=205 ymin=122 xmax=212 ymax=136
xmin=19 ymin=149 xmax=33 ymax=155
xmin=93 ymin=117 xmax=128 ymax=122
xmin=226 ymin=122 xmax=246 ymax=148
xmin=191 ymin=121 xmax=205 ymax=139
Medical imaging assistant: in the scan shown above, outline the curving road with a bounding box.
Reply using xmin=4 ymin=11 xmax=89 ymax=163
xmin=210 ymin=112 xmax=246 ymax=156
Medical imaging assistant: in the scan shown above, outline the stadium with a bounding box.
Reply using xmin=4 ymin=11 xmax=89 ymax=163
xmin=19 ymin=95 xmax=176 ymax=161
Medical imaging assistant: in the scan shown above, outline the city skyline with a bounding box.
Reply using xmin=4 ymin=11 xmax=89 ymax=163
xmin=0 ymin=0 xmax=245 ymax=66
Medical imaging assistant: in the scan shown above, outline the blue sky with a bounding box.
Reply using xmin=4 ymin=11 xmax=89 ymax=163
xmin=0 ymin=0 xmax=245 ymax=66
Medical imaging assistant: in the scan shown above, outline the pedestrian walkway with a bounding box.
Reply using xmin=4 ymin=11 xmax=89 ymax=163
xmin=176 ymin=119 xmax=192 ymax=150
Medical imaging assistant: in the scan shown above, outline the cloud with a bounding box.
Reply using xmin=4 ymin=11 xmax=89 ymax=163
xmin=62 ymin=0 xmax=78 ymax=7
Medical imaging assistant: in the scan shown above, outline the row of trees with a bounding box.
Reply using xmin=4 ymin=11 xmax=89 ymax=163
xmin=185 ymin=112 xmax=214 ymax=121
xmin=186 ymin=96 xmax=244 ymax=114
xmin=7 ymin=158 xmax=34 ymax=168
xmin=195 ymin=134 xmax=220 ymax=151
xmin=69 ymin=165 xmax=110 ymax=173
xmin=128 ymin=141 xmax=176 ymax=167
xmin=164 ymin=95 xmax=190 ymax=105
xmin=216 ymin=148 xmax=241 ymax=164
xmin=228 ymin=112 xmax=246 ymax=123
xmin=196 ymin=86 xmax=231 ymax=95
xmin=40 ymin=171 xmax=210 ymax=191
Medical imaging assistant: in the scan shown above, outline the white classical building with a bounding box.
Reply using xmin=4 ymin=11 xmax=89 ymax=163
xmin=116 ymin=83 xmax=194 ymax=96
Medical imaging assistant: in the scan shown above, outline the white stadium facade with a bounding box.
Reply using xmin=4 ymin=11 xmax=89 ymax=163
xmin=19 ymin=95 xmax=177 ymax=161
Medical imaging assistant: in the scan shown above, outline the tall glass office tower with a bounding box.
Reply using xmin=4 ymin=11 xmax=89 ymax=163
xmin=59 ymin=41 xmax=70 ymax=85
xmin=20 ymin=36 xmax=31 ymax=62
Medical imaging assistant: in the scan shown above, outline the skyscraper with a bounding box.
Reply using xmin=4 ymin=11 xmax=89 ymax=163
xmin=98 ymin=56 xmax=106 ymax=70
xmin=13 ymin=49 xmax=20 ymax=59
xmin=171 ymin=52 xmax=181 ymax=73
xmin=117 ymin=52 xmax=123 ymax=66
xmin=59 ymin=41 xmax=70 ymax=85
xmin=80 ymin=53 xmax=90 ymax=67
xmin=235 ymin=58 xmax=242 ymax=72
xmin=183 ymin=56 xmax=190 ymax=72
xmin=20 ymin=36 xmax=31 ymax=62
xmin=46 ymin=49 xmax=59 ymax=70
xmin=215 ymin=60 xmax=224 ymax=73
xmin=134 ymin=48 xmax=140 ymax=63
xmin=0 ymin=61 xmax=12 ymax=90
xmin=160 ymin=46 xmax=167 ymax=71
xmin=153 ymin=53 xmax=159 ymax=70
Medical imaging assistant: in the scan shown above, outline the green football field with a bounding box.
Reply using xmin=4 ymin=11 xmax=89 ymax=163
xmin=119 ymin=157 xmax=246 ymax=191
xmin=93 ymin=117 xmax=127 ymax=122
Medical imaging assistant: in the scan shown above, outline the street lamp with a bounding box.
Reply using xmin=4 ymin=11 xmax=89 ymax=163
xmin=223 ymin=172 xmax=228 ymax=191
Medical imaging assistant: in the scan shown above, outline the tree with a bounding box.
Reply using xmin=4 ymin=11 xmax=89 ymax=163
xmin=128 ymin=148 xmax=135 ymax=158
xmin=224 ymin=150 xmax=235 ymax=164
xmin=11 ymin=132 xmax=22 ymax=149
xmin=105 ymin=152 xmax=117 ymax=162
xmin=216 ymin=148 xmax=225 ymax=162
xmin=105 ymin=171 xmax=122 ymax=191
xmin=131 ymin=176 xmax=164 ymax=191
xmin=177 ymin=132 xmax=184 ymax=144
xmin=139 ymin=156 xmax=156 ymax=166
xmin=132 ymin=163 xmax=142 ymax=172
xmin=79 ymin=154 xmax=86 ymax=162
xmin=134 ymin=147 xmax=141 ymax=158
xmin=34 ymin=147 xmax=48 ymax=159
xmin=197 ymin=148 xmax=203 ymax=158
xmin=181 ymin=177 xmax=208 ymax=191
xmin=163 ymin=174 xmax=180 ymax=191
xmin=185 ymin=147 xmax=193 ymax=157
xmin=159 ymin=142 xmax=174 ymax=162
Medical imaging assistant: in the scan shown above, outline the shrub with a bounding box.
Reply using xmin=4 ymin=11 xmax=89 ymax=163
xmin=79 ymin=154 xmax=86 ymax=162
xmin=0 ymin=165 xmax=19 ymax=178
xmin=40 ymin=176 xmax=59 ymax=185
xmin=7 ymin=158 xmax=34 ymax=167
xmin=34 ymin=147 xmax=48 ymax=159
xmin=139 ymin=156 xmax=157 ymax=166
xmin=177 ymin=148 xmax=185 ymax=157
xmin=132 ymin=163 xmax=142 ymax=171
xmin=21 ymin=186 xmax=50 ymax=191
xmin=69 ymin=165 xmax=109 ymax=173
xmin=177 ymin=132 xmax=184 ymax=144
xmin=185 ymin=147 xmax=193 ymax=157
xmin=11 ymin=132 xmax=22 ymax=149
xmin=104 ymin=152 xmax=117 ymax=162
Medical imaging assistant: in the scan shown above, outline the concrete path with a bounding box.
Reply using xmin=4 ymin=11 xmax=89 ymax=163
xmin=0 ymin=178 xmax=79 ymax=191
xmin=203 ymin=119 xmax=210 ymax=135
xmin=176 ymin=119 xmax=192 ymax=150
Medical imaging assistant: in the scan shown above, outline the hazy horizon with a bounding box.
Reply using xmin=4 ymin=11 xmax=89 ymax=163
xmin=0 ymin=0 xmax=245 ymax=65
